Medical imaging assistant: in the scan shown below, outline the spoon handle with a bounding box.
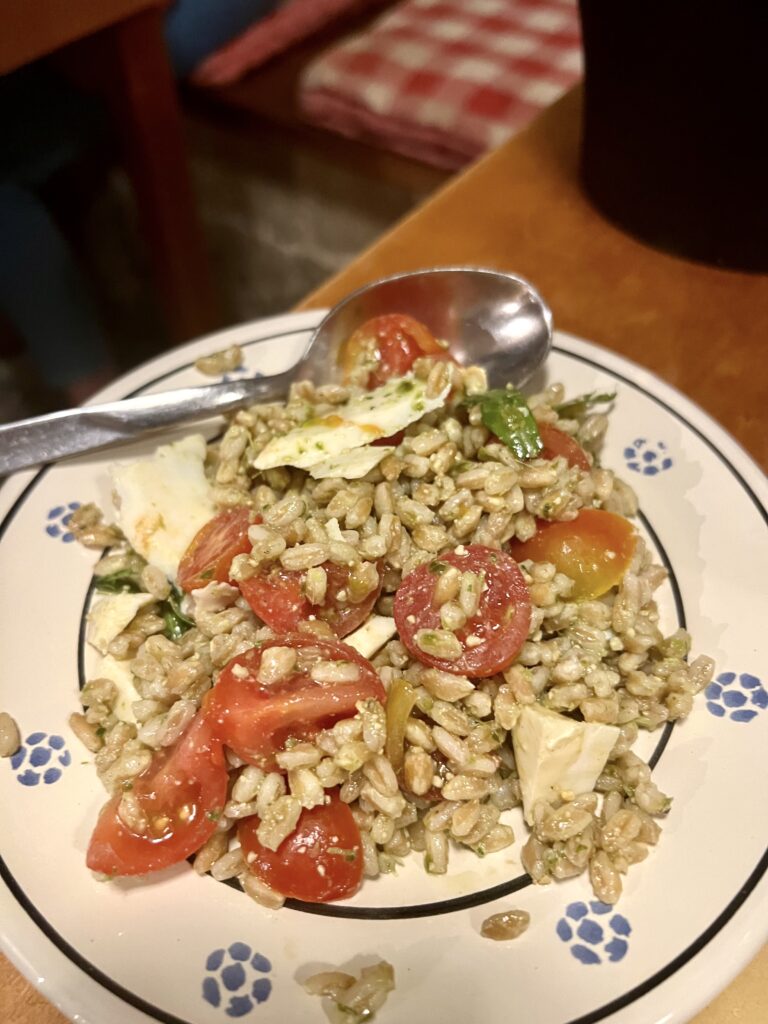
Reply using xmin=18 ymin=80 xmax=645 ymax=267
xmin=0 ymin=371 xmax=294 ymax=477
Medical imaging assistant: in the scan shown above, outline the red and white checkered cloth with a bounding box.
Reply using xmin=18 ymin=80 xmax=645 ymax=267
xmin=299 ymin=0 xmax=582 ymax=169
xmin=193 ymin=0 xmax=383 ymax=87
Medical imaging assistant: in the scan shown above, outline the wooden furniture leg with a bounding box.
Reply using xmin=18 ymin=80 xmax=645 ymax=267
xmin=99 ymin=6 xmax=219 ymax=342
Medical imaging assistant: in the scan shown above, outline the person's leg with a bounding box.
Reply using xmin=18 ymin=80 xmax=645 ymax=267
xmin=0 ymin=182 xmax=114 ymax=403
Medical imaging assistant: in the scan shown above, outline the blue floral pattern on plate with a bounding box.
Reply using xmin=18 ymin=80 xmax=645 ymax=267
xmin=706 ymin=672 xmax=767 ymax=722
xmin=623 ymin=439 xmax=673 ymax=475
xmin=10 ymin=732 xmax=71 ymax=786
xmin=203 ymin=943 xmax=272 ymax=1016
xmin=45 ymin=503 xmax=81 ymax=542
xmin=557 ymin=900 xmax=632 ymax=964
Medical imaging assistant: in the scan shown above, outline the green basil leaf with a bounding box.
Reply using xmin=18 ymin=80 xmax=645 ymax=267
xmin=554 ymin=391 xmax=616 ymax=419
xmin=159 ymin=585 xmax=194 ymax=641
xmin=93 ymin=568 xmax=143 ymax=594
xmin=465 ymin=388 xmax=542 ymax=460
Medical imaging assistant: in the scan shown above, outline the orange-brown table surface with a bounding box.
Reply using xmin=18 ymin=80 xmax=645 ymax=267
xmin=0 ymin=0 xmax=158 ymax=73
xmin=3 ymin=87 xmax=766 ymax=1023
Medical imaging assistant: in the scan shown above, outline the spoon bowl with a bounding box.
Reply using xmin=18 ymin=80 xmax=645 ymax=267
xmin=302 ymin=266 xmax=552 ymax=389
xmin=0 ymin=267 xmax=552 ymax=476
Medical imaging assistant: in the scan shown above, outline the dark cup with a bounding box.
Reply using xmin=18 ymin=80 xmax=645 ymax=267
xmin=578 ymin=2 xmax=768 ymax=272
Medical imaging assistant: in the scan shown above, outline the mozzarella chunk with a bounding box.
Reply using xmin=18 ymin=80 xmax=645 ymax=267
xmin=93 ymin=653 xmax=142 ymax=722
xmin=309 ymin=446 xmax=394 ymax=480
xmin=190 ymin=581 xmax=239 ymax=614
xmin=87 ymin=592 xmax=155 ymax=656
xmin=511 ymin=705 xmax=619 ymax=824
xmin=111 ymin=434 xmax=216 ymax=580
xmin=253 ymin=375 xmax=449 ymax=472
xmin=343 ymin=616 xmax=397 ymax=659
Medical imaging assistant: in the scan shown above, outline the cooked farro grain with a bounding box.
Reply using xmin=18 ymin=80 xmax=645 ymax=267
xmin=195 ymin=344 xmax=243 ymax=377
xmin=0 ymin=711 xmax=21 ymax=758
xmin=481 ymin=908 xmax=530 ymax=940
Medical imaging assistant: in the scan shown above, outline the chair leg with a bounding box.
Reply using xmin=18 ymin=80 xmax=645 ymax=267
xmin=101 ymin=6 xmax=219 ymax=343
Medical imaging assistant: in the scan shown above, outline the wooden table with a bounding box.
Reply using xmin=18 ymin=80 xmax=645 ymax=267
xmin=2 ymin=86 xmax=765 ymax=1023
xmin=0 ymin=0 xmax=217 ymax=343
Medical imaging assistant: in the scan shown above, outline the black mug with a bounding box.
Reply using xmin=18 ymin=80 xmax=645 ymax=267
xmin=578 ymin=1 xmax=768 ymax=272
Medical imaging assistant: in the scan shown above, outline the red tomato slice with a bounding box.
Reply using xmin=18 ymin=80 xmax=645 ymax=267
xmin=508 ymin=508 xmax=637 ymax=599
xmin=86 ymin=714 xmax=228 ymax=876
xmin=178 ymin=507 xmax=254 ymax=592
xmin=238 ymin=790 xmax=363 ymax=902
xmin=339 ymin=313 xmax=449 ymax=388
xmin=394 ymin=545 xmax=532 ymax=678
xmin=239 ymin=560 xmax=382 ymax=638
xmin=538 ymin=424 xmax=591 ymax=471
xmin=206 ymin=634 xmax=385 ymax=769
xmin=239 ymin=565 xmax=308 ymax=632
xmin=372 ymin=429 xmax=405 ymax=448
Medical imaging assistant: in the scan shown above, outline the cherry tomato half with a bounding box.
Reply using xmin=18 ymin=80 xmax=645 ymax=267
xmin=538 ymin=424 xmax=591 ymax=471
xmin=394 ymin=544 xmax=532 ymax=678
xmin=178 ymin=507 xmax=254 ymax=592
xmin=86 ymin=714 xmax=228 ymax=876
xmin=239 ymin=561 xmax=382 ymax=638
xmin=238 ymin=790 xmax=363 ymax=903
xmin=508 ymin=508 xmax=637 ymax=599
xmin=339 ymin=313 xmax=449 ymax=389
xmin=205 ymin=634 xmax=385 ymax=769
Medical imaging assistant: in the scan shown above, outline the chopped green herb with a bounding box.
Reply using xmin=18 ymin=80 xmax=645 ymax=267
xmin=554 ymin=391 xmax=616 ymax=419
xmin=159 ymin=585 xmax=194 ymax=641
xmin=397 ymin=379 xmax=415 ymax=394
xmin=206 ymin=809 xmax=222 ymax=822
xmin=94 ymin=568 xmax=143 ymax=594
xmin=464 ymin=388 xmax=542 ymax=460
xmin=429 ymin=560 xmax=449 ymax=575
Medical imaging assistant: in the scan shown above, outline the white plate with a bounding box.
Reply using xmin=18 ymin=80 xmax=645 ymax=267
xmin=1 ymin=311 xmax=766 ymax=1024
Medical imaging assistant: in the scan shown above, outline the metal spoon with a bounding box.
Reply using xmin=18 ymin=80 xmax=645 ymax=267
xmin=0 ymin=267 xmax=551 ymax=477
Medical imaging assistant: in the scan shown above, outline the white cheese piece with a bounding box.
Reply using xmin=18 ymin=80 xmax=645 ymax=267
xmin=93 ymin=653 xmax=142 ymax=722
xmin=343 ymin=616 xmax=398 ymax=660
xmin=253 ymin=375 xmax=449 ymax=472
xmin=86 ymin=592 xmax=155 ymax=656
xmin=511 ymin=705 xmax=619 ymax=824
xmin=190 ymin=581 xmax=239 ymax=614
xmin=111 ymin=434 xmax=216 ymax=580
xmin=309 ymin=445 xmax=394 ymax=480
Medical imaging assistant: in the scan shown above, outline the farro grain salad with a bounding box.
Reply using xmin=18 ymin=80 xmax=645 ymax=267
xmin=71 ymin=313 xmax=714 ymax=916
